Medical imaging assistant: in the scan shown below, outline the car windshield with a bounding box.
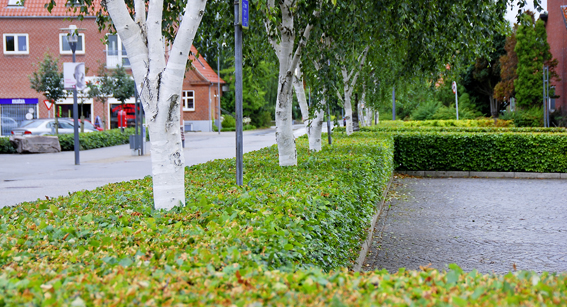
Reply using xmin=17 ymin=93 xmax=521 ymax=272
xmin=21 ymin=121 xmax=44 ymax=128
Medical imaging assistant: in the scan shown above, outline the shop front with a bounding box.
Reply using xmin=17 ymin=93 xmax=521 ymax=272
xmin=0 ymin=98 xmax=38 ymax=136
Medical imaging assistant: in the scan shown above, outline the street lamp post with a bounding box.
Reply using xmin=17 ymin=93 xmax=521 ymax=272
xmin=61 ymin=25 xmax=82 ymax=165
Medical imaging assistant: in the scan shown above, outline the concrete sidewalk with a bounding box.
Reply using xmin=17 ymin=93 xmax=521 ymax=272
xmin=0 ymin=125 xmax=316 ymax=208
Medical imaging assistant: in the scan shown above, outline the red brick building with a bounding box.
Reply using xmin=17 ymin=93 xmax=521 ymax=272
xmin=0 ymin=0 xmax=224 ymax=135
xmin=547 ymin=1 xmax=567 ymax=115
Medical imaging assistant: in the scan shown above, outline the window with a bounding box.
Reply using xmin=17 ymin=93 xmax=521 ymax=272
xmin=7 ymin=0 xmax=24 ymax=6
xmin=3 ymin=34 xmax=28 ymax=54
xmin=59 ymin=33 xmax=85 ymax=55
xmin=106 ymin=35 xmax=130 ymax=68
xmin=182 ymin=91 xmax=195 ymax=111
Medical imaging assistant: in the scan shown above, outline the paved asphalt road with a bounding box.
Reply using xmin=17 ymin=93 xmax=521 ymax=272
xmin=0 ymin=125 xmax=309 ymax=208
xmin=364 ymin=177 xmax=567 ymax=274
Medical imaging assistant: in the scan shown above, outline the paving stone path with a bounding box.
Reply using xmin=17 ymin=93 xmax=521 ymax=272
xmin=363 ymin=177 xmax=567 ymax=274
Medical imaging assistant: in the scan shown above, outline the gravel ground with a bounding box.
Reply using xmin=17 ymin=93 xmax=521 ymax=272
xmin=363 ymin=177 xmax=567 ymax=274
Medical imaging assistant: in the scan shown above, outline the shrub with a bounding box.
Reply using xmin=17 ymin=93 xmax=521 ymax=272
xmin=500 ymin=107 xmax=544 ymax=127
xmin=222 ymin=114 xmax=236 ymax=128
xmin=361 ymin=126 xmax=567 ymax=134
xmin=0 ymin=137 xmax=16 ymax=153
xmin=0 ymin=136 xmax=396 ymax=304
xmin=392 ymin=131 xmax=567 ymax=172
xmin=58 ymin=128 xmax=133 ymax=151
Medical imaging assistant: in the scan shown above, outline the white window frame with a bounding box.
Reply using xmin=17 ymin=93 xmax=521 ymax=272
xmin=182 ymin=90 xmax=195 ymax=111
xmin=7 ymin=0 xmax=24 ymax=6
xmin=59 ymin=33 xmax=85 ymax=55
xmin=105 ymin=34 xmax=130 ymax=68
xmin=3 ymin=34 xmax=29 ymax=55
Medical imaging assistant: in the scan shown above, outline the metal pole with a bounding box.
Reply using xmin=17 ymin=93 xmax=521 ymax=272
xmin=235 ymin=1 xmax=243 ymax=186
xmin=72 ymin=48 xmax=80 ymax=165
xmin=546 ymin=68 xmax=550 ymax=127
xmin=326 ymin=100 xmax=332 ymax=145
xmin=543 ymin=66 xmax=548 ymax=127
xmin=134 ymin=87 xmax=139 ymax=137
xmin=392 ymin=86 xmax=396 ymax=121
xmin=455 ymin=87 xmax=459 ymax=120
xmin=218 ymin=42 xmax=221 ymax=134
xmin=541 ymin=66 xmax=547 ymax=127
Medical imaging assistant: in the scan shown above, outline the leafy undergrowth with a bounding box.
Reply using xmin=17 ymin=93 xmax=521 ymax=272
xmin=0 ymin=136 xmax=399 ymax=305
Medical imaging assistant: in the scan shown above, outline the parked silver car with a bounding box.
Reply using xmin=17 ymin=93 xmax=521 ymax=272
xmin=1 ymin=116 xmax=18 ymax=136
xmin=10 ymin=118 xmax=96 ymax=136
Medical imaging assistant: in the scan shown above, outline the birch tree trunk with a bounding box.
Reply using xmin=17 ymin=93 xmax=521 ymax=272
xmin=106 ymin=0 xmax=206 ymax=210
xmin=336 ymin=46 xmax=369 ymax=136
xmin=293 ymin=66 xmax=324 ymax=151
xmin=265 ymin=0 xmax=315 ymax=166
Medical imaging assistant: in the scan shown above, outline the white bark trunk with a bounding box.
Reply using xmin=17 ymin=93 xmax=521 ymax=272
xmin=335 ymin=46 xmax=369 ymax=136
xmin=265 ymin=0 xmax=315 ymax=166
xmin=293 ymin=66 xmax=324 ymax=152
xmin=106 ymin=0 xmax=206 ymax=210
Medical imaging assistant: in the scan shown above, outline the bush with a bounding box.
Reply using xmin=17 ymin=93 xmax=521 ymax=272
xmin=222 ymin=114 xmax=236 ymax=128
xmin=376 ymin=119 xmax=513 ymax=127
xmin=500 ymin=107 xmax=544 ymax=127
xmin=392 ymin=131 xmax=567 ymax=172
xmin=0 ymin=136 xmax=396 ymax=304
xmin=58 ymin=128 xmax=133 ymax=151
xmin=361 ymin=126 xmax=567 ymax=134
xmin=0 ymin=137 xmax=16 ymax=153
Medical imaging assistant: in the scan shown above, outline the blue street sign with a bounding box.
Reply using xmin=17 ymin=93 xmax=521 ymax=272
xmin=241 ymin=0 xmax=249 ymax=29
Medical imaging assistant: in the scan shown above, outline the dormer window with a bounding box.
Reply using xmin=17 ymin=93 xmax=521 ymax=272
xmin=7 ymin=0 xmax=24 ymax=6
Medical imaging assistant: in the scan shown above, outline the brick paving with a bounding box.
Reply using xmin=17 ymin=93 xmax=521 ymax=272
xmin=363 ymin=177 xmax=567 ymax=274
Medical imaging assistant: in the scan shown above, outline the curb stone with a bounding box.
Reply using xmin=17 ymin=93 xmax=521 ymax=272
xmin=397 ymin=170 xmax=567 ymax=179
xmin=353 ymin=175 xmax=393 ymax=272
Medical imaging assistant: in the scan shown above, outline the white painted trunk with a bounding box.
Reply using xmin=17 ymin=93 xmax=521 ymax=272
xmin=343 ymin=91 xmax=354 ymax=135
xmin=365 ymin=107 xmax=373 ymax=126
xmin=266 ymin=0 xmax=315 ymax=166
xmin=106 ymin=0 xmax=206 ymax=210
xmin=275 ymin=76 xmax=296 ymax=166
xmin=293 ymin=70 xmax=324 ymax=152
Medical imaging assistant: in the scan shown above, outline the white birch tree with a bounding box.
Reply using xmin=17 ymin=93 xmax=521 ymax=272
xmin=262 ymin=0 xmax=321 ymax=166
xmin=49 ymin=0 xmax=208 ymax=210
xmin=293 ymin=63 xmax=325 ymax=151
xmin=335 ymin=46 xmax=369 ymax=135
xmin=105 ymin=0 xmax=206 ymax=210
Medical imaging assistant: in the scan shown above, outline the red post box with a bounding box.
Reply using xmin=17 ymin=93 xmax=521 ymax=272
xmin=118 ymin=109 xmax=127 ymax=130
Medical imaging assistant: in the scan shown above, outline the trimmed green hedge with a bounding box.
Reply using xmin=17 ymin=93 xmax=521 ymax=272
xmin=361 ymin=126 xmax=567 ymax=134
xmin=393 ymin=131 xmax=567 ymax=172
xmin=59 ymin=128 xmax=134 ymax=151
xmin=0 ymin=129 xmax=135 ymax=153
xmin=0 ymin=136 xmax=395 ymax=305
xmin=378 ymin=119 xmax=514 ymax=127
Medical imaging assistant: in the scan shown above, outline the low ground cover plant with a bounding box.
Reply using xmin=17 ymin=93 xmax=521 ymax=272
xmin=0 ymin=136 xmax=395 ymax=304
xmin=1 ymin=134 xmax=565 ymax=305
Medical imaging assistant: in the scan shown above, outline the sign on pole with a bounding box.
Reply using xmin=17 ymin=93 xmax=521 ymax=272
xmin=240 ymin=0 xmax=249 ymax=29
xmin=43 ymin=100 xmax=54 ymax=110
xmin=63 ymin=62 xmax=86 ymax=90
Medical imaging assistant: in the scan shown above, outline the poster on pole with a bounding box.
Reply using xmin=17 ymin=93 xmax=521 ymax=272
xmin=63 ymin=62 xmax=86 ymax=90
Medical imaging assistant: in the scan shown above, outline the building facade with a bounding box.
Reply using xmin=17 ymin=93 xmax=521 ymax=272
xmin=0 ymin=0 xmax=224 ymax=135
xmin=547 ymin=0 xmax=567 ymax=115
